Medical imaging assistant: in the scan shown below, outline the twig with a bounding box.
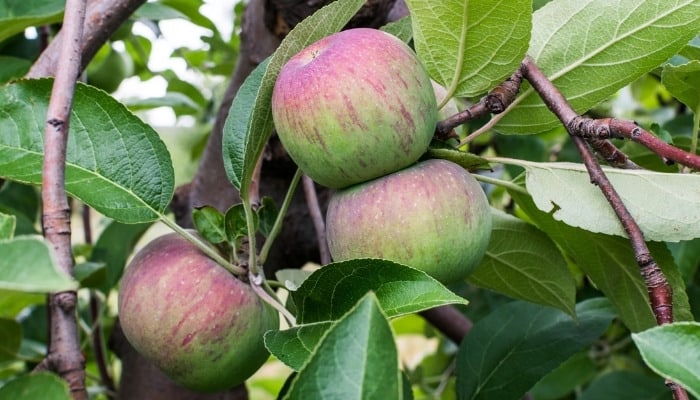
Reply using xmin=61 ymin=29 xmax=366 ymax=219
xmin=27 ymin=0 xmax=147 ymax=78
xmin=419 ymin=305 xmax=473 ymax=345
xmin=520 ymin=56 xmax=686 ymax=400
xmin=40 ymin=0 xmax=89 ymax=397
xmin=566 ymin=116 xmax=700 ymax=170
xmin=302 ymin=175 xmax=331 ymax=265
xmin=82 ymin=205 xmax=116 ymax=398
xmin=435 ymin=69 xmax=523 ymax=143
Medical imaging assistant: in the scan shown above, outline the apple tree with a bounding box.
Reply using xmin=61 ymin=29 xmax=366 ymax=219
xmin=0 ymin=0 xmax=699 ymax=399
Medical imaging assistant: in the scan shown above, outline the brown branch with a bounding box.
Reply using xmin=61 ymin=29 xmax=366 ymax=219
xmin=80 ymin=206 xmax=116 ymax=398
xmin=520 ymin=55 xmax=686 ymax=400
xmin=566 ymin=116 xmax=700 ymax=170
xmin=419 ymin=305 xmax=472 ymax=345
xmin=302 ymin=175 xmax=330 ymax=265
xmin=436 ymin=68 xmax=523 ymax=140
xmin=27 ymin=0 xmax=146 ymax=78
xmin=40 ymin=0 xmax=89 ymax=397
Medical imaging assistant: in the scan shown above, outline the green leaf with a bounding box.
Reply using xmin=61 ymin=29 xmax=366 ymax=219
xmin=0 ymin=236 xmax=77 ymax=292
xmin=256 ymin=196 xmax=278 ymax=237
xmin=469 ymin=211 xmax=576 ymax=316
xmin=662 ymin=60 xmax=700 ymax=112
xmin=292 ymin=258 xmax=468 ymax=324
xmin=0 ymin=79 xmax=174 ymax=223
xmin=666 ymin=238 xmax=700 ymax=283
xmin=275 ymin=268 xmax=313 ymax=291
xmin=497 ymin=0 xmax=700 ymax=134
xmin=632 ymin=322 xmax=700 ymax=399
xmin=90 ymin=221 xmax=150 ymax=294
xmin=225 ymin=203 xmax=255 ymax=242
xmin=381 ymin=15 xmax=413 ymax=44
xmin=405 ymin=0 xmax=531 ymax=97
xmin=520 ymin=161 xmax=700 ymax=242
xmin=0 ymin=56 xmax=31 ymax=84
xmin=73 ymin=262 xmax=106 ymax=289
xmin=222 ymin=0 xmax=365 ymax=197
xmin=0 ymin=212 xmax=15 ymax=239
xmin=0 ymin=372 xmax=71 ymax=400
xmin=134 ymin=2 xmax=188 ymax=20
xmin=282 ymin=294 xmax=401 ymax=400
xmin=456 ymin=298 xmax=616 ymax=400
xmin=0 ymin=290 xmax=43 ymax=318
xmin=192 ymin=205 xmax=227 ymax=244
xmin=529 ymin=352 xmax=598 ymax=400
xmin=0 ymin=0 xmax=64 ymax=42
xmin=0 ymin=318 xmax=21 ymax=362
xmin=578 ymin=371 xmax=668 ymax=400
xmin=264 ymin=321 xmax=333 ymax=371
xmin=511 ymin=187 xmax=693 ymax=332
xmin=0 ymin=181 xmax=39 ymax=235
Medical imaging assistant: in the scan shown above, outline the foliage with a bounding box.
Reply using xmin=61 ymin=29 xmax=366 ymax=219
xmin=0 ymin=0 xmax=699 ymax=399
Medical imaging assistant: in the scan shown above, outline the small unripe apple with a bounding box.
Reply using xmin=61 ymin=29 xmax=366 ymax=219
xmin=326 ymin=159 xmax=492 ymax=284
xmin=272 ymin=28 xmax=438 ymax=189
xmin=118 ymin=232 xmax=278 ymax=392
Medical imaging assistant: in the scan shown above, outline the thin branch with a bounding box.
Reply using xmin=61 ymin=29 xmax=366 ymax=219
xmin=436 ymin=68 xmax=523 ymax=142
xmin=27 ymin=0 xmax=147 ymax=78
xmin=302 ymin=175 xmax=331 ymax=265
xmin=82 ymin=205 xmax=116 ymax=398
xmin=566 ymin=116 xmax=700 ymax=170
xmin=419 ymin=305 xmax=473 ymax=345
xmin=520 ymin=55 xmax=685 ymax=399
xmin=40 ymin=0 xmax=88 ymax=397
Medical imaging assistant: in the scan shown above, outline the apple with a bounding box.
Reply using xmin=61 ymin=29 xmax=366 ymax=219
xmin=271 ymin=28 xmax=438 ymax=189
xmin=118 ymin=231 xmax=279 ymax=392
xmin=326 ymin=159 xmax=492 ymax=284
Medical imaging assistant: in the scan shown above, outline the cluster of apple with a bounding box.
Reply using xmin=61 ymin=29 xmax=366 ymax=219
xmin=272 ymin=28 xmax=493 ymax=284
xmin=116 ymin=27 xmax=493 ymax=394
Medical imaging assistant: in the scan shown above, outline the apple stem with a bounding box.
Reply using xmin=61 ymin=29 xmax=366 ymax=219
xmin=249 ymin=269 xmax=297 ymax=326
xmin=159 ymin=217 xmax=247 ymax=276
xmin=258 ymin=168 xmax=304 ymax=265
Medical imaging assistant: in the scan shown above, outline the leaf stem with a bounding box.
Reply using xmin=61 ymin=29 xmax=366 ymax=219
xmin=159 ymin=217 xmax=246 ymax=276
xmin=472 ymin=173 xmax=528 ymax=195
xmin=249 ymin=269 xmax=297 ymax=326
xmin=258 ymin=168 xmax=303 ymax=265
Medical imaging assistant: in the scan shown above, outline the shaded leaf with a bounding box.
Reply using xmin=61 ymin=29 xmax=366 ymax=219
xmin=73 ymin=262 xmax=106 ymax=289
xmin=632 ymin=322 xmax=700 ymax=399
xmin=662 ymin=60 xmax=700 ymax=112
xmin=0 ymin=56 xmax=31 ymax=84
xmin=282 ymin=294 xmax=401 ymax=399
xmin=192 ymin=206 xmax=226 ymax=244
xmin=521 ymin=161 xmax=700 ymax=242
xmin=0 ymin=212 xmax=15 ymax=239
xmin=511 ymin=186 xmax=693 ymax=332
xmin=292 ymin=258 xmax=468 ymax=324
xmin=90 ymin=221 xmax=150 ymax=294
xmin=456 ymin=298 xmax=616 ymax=400
xmin=497 ymin=0 xmax=700 ymax=134
xmin=529 ymin=352 xmax=598 ymax=400
xmin=405 ymin=0 xmax=531 ymax=97
xmin=0 ymin=372 xmax=71 ymax=400
xmin=222 ymin=0 xmax=365 ymax=197
xmin=469 ymin=211 xmax=576 ymax=316
xmin=0 ymin=236 xmax=76 ymax=292
xmin=381 ymin=15 xmax=413 ymax=44
xmin=0 ymin=79 xmax=174 ymax=223
xmin=578 ymin=371 xmax=668 ymax=400
xmin=0 ymin=318 xmax=21 ymax=362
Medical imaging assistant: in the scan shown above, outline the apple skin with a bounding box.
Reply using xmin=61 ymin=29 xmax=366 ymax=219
xmin=118 ymin=232 xmax=278 ymax=392
xmin=326 ymin=159 xmax=492 ymax=284
xmin=271 ymin=28 xmax=437 ymax=189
